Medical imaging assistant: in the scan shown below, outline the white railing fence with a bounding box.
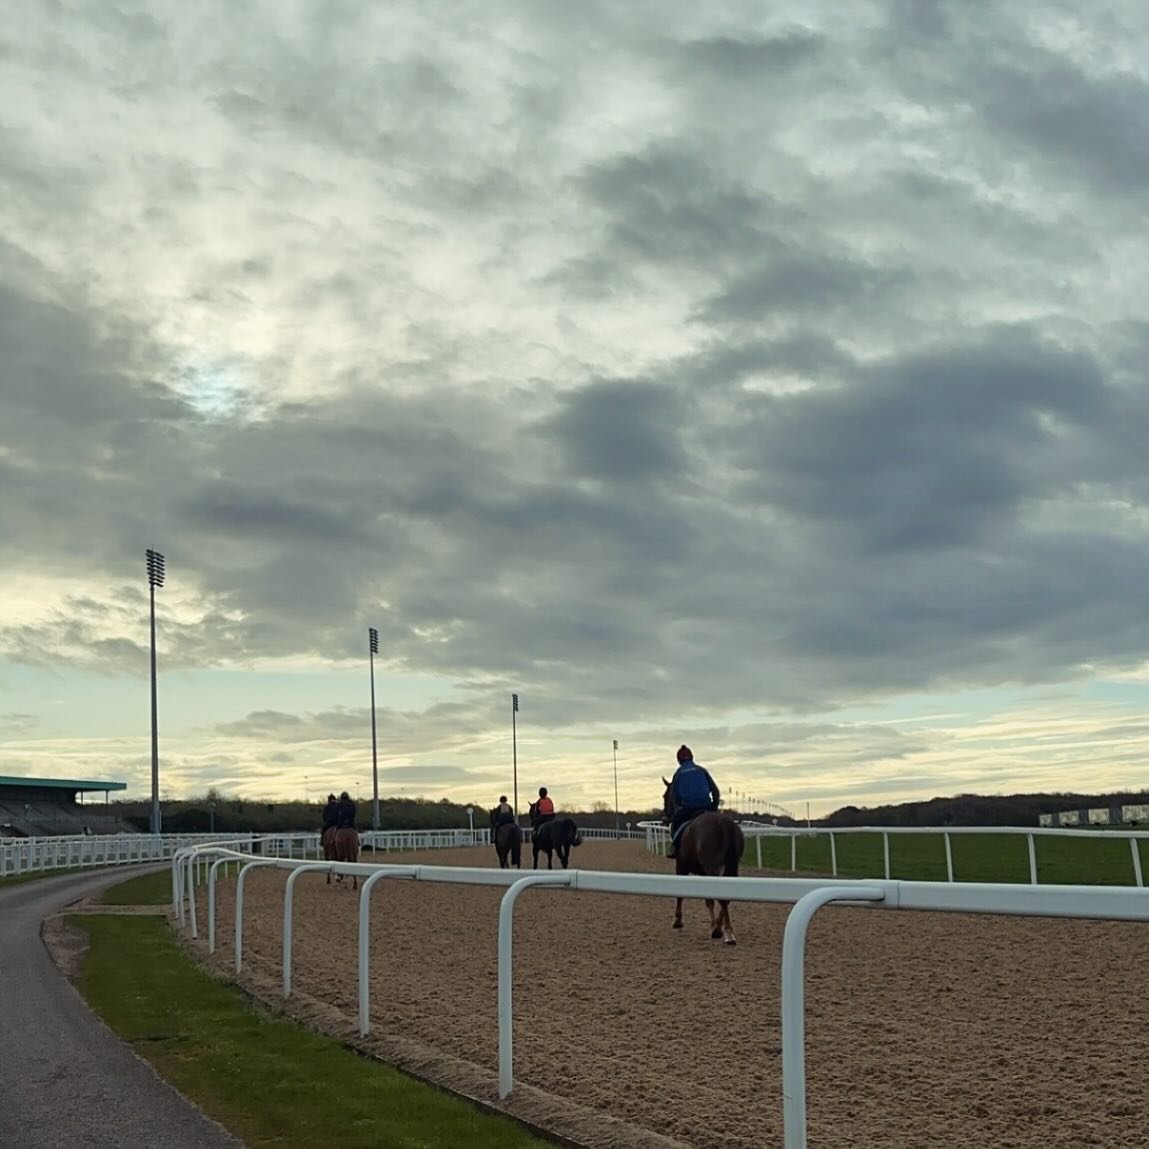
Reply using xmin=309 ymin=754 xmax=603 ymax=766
xmin=0 ymin=822 xmax=648 ymax=881
xmin=171 ymin=842 xmax=1149 ymax=1149
xmin=637 ymin=821 xmax=1149 ymax=887
xmin=0 ymin=832 xmax=283 ymax=879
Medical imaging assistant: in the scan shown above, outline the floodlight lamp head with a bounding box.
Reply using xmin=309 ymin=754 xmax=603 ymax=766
xmin=146 ymin=548 xmax=166 ymax=588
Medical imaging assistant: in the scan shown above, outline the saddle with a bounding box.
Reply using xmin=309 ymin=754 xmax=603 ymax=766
xmin=671 ymin=810 xmax=706 ymax=845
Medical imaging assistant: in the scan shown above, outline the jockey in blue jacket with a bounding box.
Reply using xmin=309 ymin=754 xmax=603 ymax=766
xmin=667 ymin=745 xmax=721 ymax=858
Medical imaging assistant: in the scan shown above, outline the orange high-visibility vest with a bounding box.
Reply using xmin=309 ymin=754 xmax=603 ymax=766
xmin=536 ymin=796 xmax=555 ymax=816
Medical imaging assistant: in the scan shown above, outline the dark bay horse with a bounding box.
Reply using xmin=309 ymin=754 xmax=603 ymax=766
xmin=531 ymin=815 xmax=583 ymax=869
xmin=662 ymin=778 xmax=744 ymax=944
xmin=332 ymin=826 xmax=361 ymax=890
xmin=494 ymin=821 xmax=522 ymax=869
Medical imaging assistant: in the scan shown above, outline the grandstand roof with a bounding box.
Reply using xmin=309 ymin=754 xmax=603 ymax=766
xmin=0 ymin=775 xmax=126 ymax=793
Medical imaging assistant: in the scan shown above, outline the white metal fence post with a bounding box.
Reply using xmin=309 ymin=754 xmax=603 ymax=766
xmin=234 ymin=859 xmax=281 ymax=974
xmin=283 ymin=862 xmax=332 ymax=997
xmin=497 ymin=872 xmax=575 ymax=1098
xmin=781 ymin=885 xmax=889 ymax=1149
xmin=356 ymin=866 xmax=420 ymax=1035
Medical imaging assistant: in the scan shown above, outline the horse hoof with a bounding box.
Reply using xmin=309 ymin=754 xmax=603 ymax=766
xmin=725 ymin=937 xmax=737 ymax=946
xmin=711 ymin=928 xmax=723 ymax=940
xmin=672 ymin=920 xmax=684 ymax=930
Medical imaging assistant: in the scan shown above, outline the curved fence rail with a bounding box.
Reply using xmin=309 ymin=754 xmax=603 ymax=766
xmin=171 ymin=839 xmax=1149 ymax=1149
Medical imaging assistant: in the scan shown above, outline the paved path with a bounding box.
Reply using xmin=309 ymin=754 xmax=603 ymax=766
xmin=0 ymin=867 xmax=242 ymax=1148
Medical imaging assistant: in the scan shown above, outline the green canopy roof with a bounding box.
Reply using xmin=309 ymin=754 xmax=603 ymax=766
xmin=0 ymin=776 xmax=126 ymax=793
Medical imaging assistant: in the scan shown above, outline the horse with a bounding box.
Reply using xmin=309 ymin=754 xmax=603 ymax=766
xmin=493 ymin=821 xmax=522 ymax=869
xmin=322 ymin=825 xmax=338 ymax=883
xmin=332 ymin=826 xmax=361 ymax=890
xmin=531 ymin=815 xmax=583 ymax=869
xmin=662 ymin=777 xmax=744 ymax=945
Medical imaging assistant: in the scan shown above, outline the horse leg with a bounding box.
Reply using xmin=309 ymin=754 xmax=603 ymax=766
xmin=720 ymin=899 xmax=736 ymax=945
xmin=673 ymin=896 xmax=684 ymax=930
xmin=706 ymin=898 xmax=723 ymax=939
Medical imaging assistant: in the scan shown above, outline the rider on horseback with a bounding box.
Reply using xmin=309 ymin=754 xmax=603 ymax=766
xmin=532 ymin=786 xmax=556 ymax=827
xmin=491 ymin=795 xmax=516 ymax=833
xmin=321 ymin=793 xmax=338 ymax=833
xmin=335 ymin=791 xmax=357 ymax=829
xmin=666 ymin=745 xmax=721 ymax=859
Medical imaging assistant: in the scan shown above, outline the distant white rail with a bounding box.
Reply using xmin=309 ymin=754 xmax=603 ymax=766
xmin=638 ymin=820 xmax=1149 ymax=886
xmin=172 ymin=842 xmax=1149 ymax=1149
xmin=0 ymin=831 xmax=281 ymax=878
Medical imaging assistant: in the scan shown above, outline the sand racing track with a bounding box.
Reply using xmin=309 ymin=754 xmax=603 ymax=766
xmin=200 ymin=841 xmax=1149 ymax=1148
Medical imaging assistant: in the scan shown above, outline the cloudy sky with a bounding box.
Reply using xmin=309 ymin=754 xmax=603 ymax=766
xmin=4 ymin=1 xmax=1149 ymax=817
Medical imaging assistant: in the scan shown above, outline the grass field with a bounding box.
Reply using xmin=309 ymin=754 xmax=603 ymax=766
xmin=97 ymin=869 xmax=172 ymax=905
xmin=742 ymin=828 xmax=1149 ymax=885
xmin=71 ymin=913 xmax=548 ymax=1149
xmin=0 ymin=865 xmax=93 ymax=888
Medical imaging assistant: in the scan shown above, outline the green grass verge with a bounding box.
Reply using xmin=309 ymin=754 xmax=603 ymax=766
xmin=97 ymin=869 xmax=173 ymax=905
xmin=70 ymin=916 xmax=549 ymax=1149
xmin=742 ymin=829 xmax=1149 ymax=886
xmin=0 ymin=865 xmax=92 ymax=888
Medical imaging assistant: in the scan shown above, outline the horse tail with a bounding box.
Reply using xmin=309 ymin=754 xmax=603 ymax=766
xmin=723 ymin=819 xmax=743 ymax=878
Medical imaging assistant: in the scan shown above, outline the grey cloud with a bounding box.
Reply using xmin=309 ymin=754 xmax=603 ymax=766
xmin=182 ymin=482 xmax=370 ymax=545
xmin=675 ymin=30 xmax=825 ymax=78
xmin=574 ymin=144 xmax=786 ymax=271
xmin=974 ymin=44 xmax=1149 ymax=197
xmin=729 ymin=326 xmax=1112 ymax=552
xmin=541 ymin=379 xmax=689 ymax=484
xmin=702 ymin=247 xmax=913 ymax=323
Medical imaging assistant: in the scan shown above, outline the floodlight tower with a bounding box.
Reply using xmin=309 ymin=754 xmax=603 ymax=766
xmin=146 ymin=548 xmax=166 ymax=835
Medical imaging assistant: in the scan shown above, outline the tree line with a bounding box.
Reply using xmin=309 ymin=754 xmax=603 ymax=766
xmin=820 ymin=790 xmax=1149 ymax=828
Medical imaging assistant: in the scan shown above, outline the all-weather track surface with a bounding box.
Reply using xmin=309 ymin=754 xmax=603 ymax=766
xmin=0 ymin=866 xmax=241 ymax=1149
xmin=210 ymin=841 xmax=1149 ymax=1149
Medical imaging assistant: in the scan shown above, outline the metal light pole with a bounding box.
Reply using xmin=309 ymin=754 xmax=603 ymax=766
xmin=511 ymin=692 xmax=519 ymax=819
xmin=369 ymin=627 xmax=380 ymax=830
xmin=613 ymin=739 xmax=620 ymax=837
xmin=146 ymin=548 xmax=165 ymax=836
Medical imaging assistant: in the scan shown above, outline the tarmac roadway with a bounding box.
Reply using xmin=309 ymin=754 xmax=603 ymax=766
xmin=0 ymin=866 xmax=242 ymax=1148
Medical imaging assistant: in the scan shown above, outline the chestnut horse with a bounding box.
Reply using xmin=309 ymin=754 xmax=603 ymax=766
xmin=332 ymin=826 xmax=361 ymax=890
xmin=662 ymin=778 xmax=744 ymax=944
